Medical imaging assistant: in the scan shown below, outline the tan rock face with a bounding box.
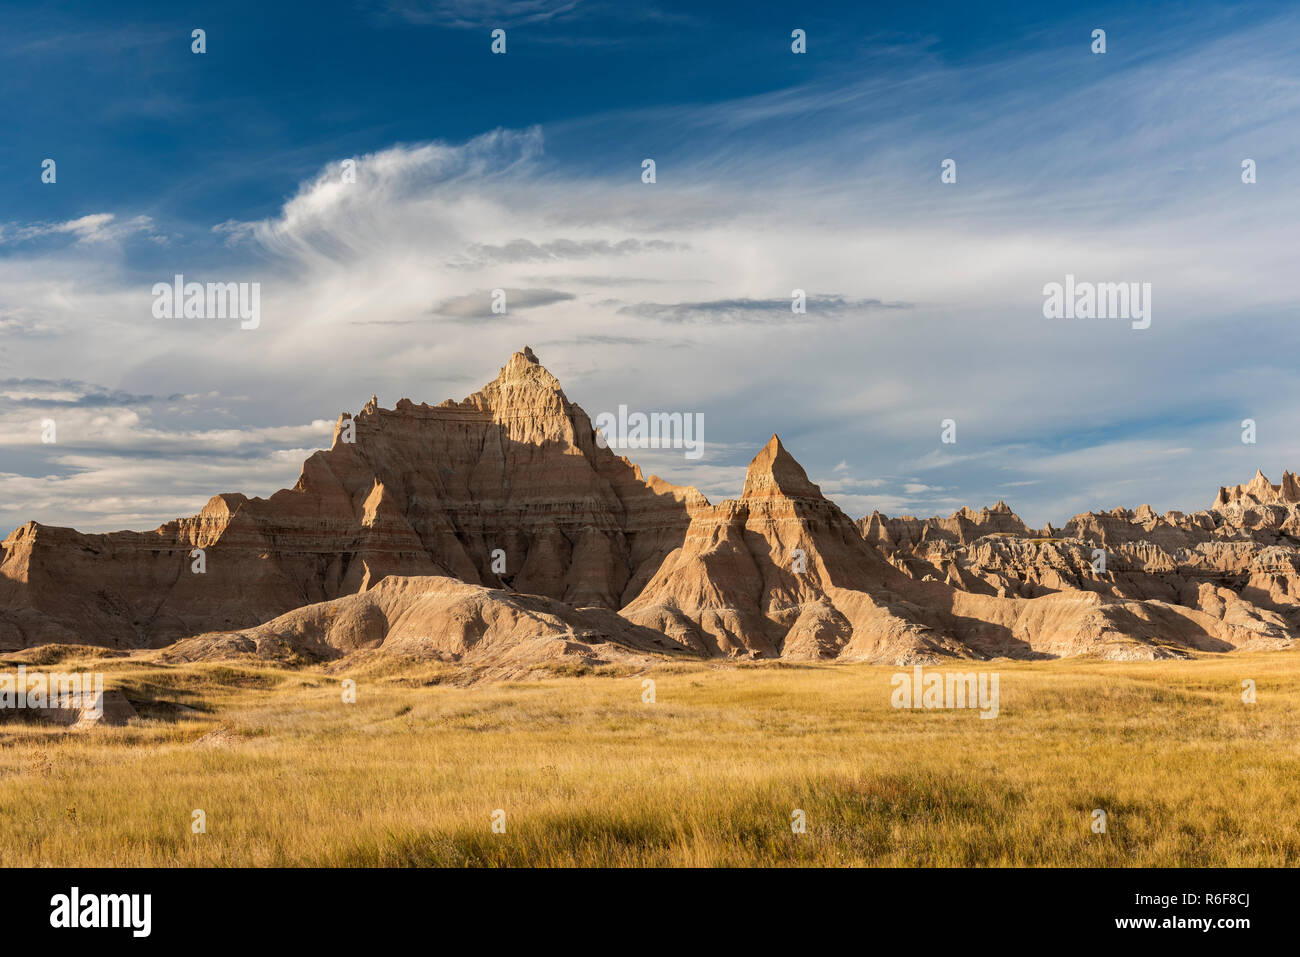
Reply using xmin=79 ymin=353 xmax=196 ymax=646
xmin=1 ymin=348 xmax=1295 ymax=667
xmin=622 ymin=435 xmax=975 ymax=663
xmin=860 ymin=472 xmax=1300 ymax=655
xmin=0 ymin=348 xmax=704 ymax=651
xmin=620 ymin=436 xmax=1292 ymax=663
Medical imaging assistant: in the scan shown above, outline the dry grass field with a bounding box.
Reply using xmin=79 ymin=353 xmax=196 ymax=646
xmin=2 ymin=646 xmax=1298 ymax=867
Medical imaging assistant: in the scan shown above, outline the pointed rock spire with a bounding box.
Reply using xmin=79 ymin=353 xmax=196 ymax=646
xmin=488 ymin=346 xmax=563 ymax=393
xmin=1282 ymin=470 xmax=1300 ymax=503
xmin=741 ymin=435 xmax=823 ymax=500
xmin=1245 ymin=469 xmax=1278 ymax=503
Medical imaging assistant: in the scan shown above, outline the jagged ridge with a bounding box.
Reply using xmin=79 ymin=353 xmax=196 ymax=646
xmin=2 ymin=348 xmax=1296 ymax=666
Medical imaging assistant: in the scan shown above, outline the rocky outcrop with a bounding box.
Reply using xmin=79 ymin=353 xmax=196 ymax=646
xmin=859 ymin=475 xmax=1300 ymax=652
xmin=1215 ymin=468 xmax=1300 ymax=508
xmin=622 ymin=436 xmax=968 ymax=663
xmin=2 ymin=348 xmax=1295 ymax=668
xmin=0 ymin=348 xmax=705 ymax=652
xmin=620 ymin=437 xmax=1287 ymax=663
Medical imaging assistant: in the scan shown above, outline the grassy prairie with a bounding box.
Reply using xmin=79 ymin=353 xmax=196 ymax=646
xmin=1 ymin=647 xmax=1298 ymax=867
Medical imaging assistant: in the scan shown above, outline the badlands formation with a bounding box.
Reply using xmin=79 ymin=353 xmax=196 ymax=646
xmin=2 ymin=348 xmax=1298 ymax=672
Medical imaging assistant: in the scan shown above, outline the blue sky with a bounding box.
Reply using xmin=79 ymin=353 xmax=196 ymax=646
xmin=2 ymin=0 xmax=1299 ymax=534
xmin=3 ymin=0 xmax=1280 ymax=227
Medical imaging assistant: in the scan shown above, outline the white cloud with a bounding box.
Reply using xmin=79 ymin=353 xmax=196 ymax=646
xmin=3 ymin=16 xmax=1300 ymax=534
xmin=0 ymin=213 xmax=158 ymax=246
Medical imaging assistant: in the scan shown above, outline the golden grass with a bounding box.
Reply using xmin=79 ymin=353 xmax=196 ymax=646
xmin=1 ymin=648 xmax=1298 ymax=866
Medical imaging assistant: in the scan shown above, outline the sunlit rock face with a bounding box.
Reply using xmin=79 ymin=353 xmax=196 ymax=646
xmin=2 ymin=349 xmax=1296 ymax=667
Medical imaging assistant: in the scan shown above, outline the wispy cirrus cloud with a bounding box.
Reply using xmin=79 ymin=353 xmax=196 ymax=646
xmin=617 ymin=295 xmax=909 ymax=324
xmin=0 ymin=213 xmax=159 ymax=246
xmin=430 ymin=287 xmax=576 ymax=318
xmin=383 ymin=0 xmax=583 ymax=29
xmin=449 ymin=237 xmax=687 ymax=267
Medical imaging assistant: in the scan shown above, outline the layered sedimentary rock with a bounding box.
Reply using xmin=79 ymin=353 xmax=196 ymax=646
xmin=859 ymin=473 xmax=1300 ymax=654
xmin=622 ymin=438 xmax=1289 ymax=662
xmin=2 ymin=347 xmax=1296 ymax=667
xmin=622 ymin=435 xmax=970 ymax=662
xmin=0 ymin=348 xmax=704 ymax=651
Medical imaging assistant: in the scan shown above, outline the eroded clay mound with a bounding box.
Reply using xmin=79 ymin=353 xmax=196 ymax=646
xmin=162 ymin=575 xmax=695 ymax=671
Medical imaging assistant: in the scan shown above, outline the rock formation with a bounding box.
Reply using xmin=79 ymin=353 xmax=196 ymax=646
xmin=622 ymin=435 xmax=969 ymax=662
xmin=162 ymin=574 xmax=693 ymax=679
xmin=0 ymin=347 xmax=704 ymax=650
xmin=2 ymin=348 xmax=1297 ymax=667
xmin=860 ymin=475 xmax=1300 ymax=655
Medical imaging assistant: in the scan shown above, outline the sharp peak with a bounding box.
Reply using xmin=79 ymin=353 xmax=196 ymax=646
xmin=1244 ymin=469 xmax=1279 ymax=494
xmin=498 ymin=345 xmax=553 ymax=376
xmin=760 ymin=433 xmax=791 ymax=455
xmin=486 ymin=346 xmax=565 ymax=393
xmin=1212 ymin=467 xmax=1300 ymax=508
xmin=742 ymin=433 xmax=822 ymax=499
xmin=751 ymin=434 xmax=797 ymax=466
